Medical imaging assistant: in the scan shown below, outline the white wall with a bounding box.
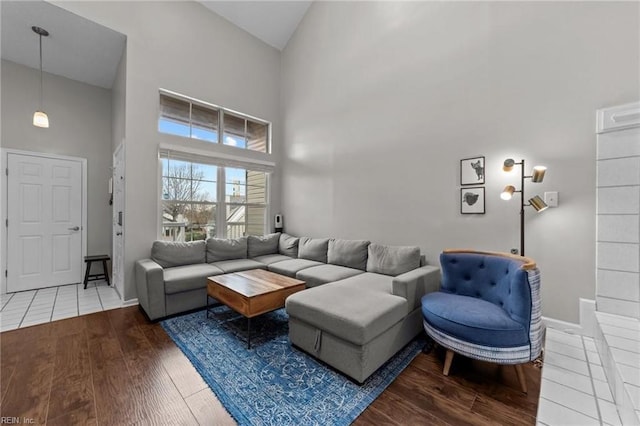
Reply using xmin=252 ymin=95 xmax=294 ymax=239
xmin=53 ymin=1 xmax=282 ymax=301
xmin=281 ymin=2 xmax=640 ymax=323
xmin=1 ymin=59 xmax=113 ymax=262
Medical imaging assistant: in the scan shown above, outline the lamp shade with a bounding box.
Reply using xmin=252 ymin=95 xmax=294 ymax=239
xmin=503 ymin=158 xmax=515 ymax=172
xmin=532 ymin=166 xmax=546 ymax=183
xmin=529 ymin=195 xmax=548 ymax=212
xmin=33 ymin=111 xmax=49 ymax=128
xmin=501 ymin=185 xmax=516 ymax=200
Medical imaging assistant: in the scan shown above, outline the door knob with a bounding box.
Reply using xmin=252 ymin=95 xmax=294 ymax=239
xmin=68 ymin=226 xmax=80 ymax=231
xmin=116 ymin=232 xmax=122 ymax=236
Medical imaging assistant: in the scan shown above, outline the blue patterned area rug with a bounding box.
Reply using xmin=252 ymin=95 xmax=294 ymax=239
xmin=161 ymin=306 xmax=424 ymax=426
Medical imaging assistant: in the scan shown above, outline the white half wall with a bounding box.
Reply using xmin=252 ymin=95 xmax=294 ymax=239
xmin=1 ymin=59 xmax=113 ymax=261
xmin=280 ymin=2 xmax=640 ymax=322
xmin=52 ymin=1 xmax=282 ymax=301
xmin=596 ymin=103 xmax=640 ymax=318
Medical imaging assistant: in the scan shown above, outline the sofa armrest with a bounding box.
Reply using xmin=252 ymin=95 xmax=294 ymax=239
xmin=135 ymin=259 xmax=166 ymax=320
xmin=392 ymin=265 xmax=441 ymax=312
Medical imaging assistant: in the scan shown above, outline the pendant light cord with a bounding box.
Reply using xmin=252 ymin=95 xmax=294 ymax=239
xmin=39 ymin=33 xmax=43 ymax=110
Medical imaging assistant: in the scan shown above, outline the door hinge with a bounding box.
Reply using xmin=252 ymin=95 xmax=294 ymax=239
xmin=5 ymin=219 xmax=7 ymax=227
xmin=4 ymin=270 xmax=7 ymax=278
xmin=5 ymin=168 xmax=7 ymax=176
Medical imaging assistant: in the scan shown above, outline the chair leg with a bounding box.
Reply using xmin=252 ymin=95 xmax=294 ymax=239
xmin=103 ymin=260 xmax=111 ymax=286
xmin=83 ymin=261 xmax=91 ymax=289
xmin=514 ymin=363 xmax=527 ymax=393
xmin=443 ymin=349 xmax=455 ymax=376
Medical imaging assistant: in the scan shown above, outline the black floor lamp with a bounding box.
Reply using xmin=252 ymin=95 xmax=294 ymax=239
xmin=500 ymin=158 xmax=548 ymax=256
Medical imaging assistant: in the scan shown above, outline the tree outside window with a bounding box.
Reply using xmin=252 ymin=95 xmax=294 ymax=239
xmin=162 ymin=160 xmax=217 ymax=241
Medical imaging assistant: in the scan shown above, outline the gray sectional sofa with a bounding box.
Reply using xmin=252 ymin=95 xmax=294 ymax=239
xmin=135 ymin=233 xmax=440 ymax=382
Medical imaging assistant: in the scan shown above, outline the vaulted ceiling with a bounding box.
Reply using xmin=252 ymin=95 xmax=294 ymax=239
xmin=0 ymin=0 xmax=126 ymax=89
xmin=0 ymin=1 xmax=311 ymax=89
xmin=199 ymin=1 xmax=312 ymax=50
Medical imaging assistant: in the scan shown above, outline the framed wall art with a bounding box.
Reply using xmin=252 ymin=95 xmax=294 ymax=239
xmin=461 ymin=187 xmax=485 ymax=214
xmin=460 ymin=156 xmax=485 ymax=185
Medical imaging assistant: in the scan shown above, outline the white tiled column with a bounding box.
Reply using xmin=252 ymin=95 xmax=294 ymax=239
xmin=596 ymin=127 xmax=640 ymax=319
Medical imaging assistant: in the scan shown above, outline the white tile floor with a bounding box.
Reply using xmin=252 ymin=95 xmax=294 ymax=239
xmin=537 ymin=328 xmax=623 ymax=426
xmin=538 ymin=312 xmax=640 ymax=426
xmin=0 ymin=281 xmax=121 ymax=332
xmin=595 ymin=312 xmax=640 ymax=425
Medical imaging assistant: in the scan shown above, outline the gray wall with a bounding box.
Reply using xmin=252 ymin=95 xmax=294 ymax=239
xmin=112 ymin=49 xmax=126 ymax=152
xmin=53 ymin=1 xmax=282 ymax=301
xmin=1 ymin=59 xmax=113 ymax=260
xmin=281 ymin=2 xmax=640 ymax=322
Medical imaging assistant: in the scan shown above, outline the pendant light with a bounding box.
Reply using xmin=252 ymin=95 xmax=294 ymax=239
xmin=32 ymin=26 xmax=49 ymax=128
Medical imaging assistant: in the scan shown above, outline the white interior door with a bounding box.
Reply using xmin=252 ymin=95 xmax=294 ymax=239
xmin=112 ymin=144 xmax=125 ymax=297
xmin=7 ymin=153 xmax=83 ymax=291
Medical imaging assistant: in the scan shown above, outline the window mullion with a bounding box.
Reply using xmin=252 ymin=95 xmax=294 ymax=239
xmin=188 ymin=101 xmax=193 ymax=139
xmin=219 ymin=110 xmax=224 ymax=145
xmin=244 ymin=169 xmax=248 ymax=235
xmin=265 ymin=172 xmax=270 ymax=235
xmin=188 ymin=167 xmax=193 ymax=242
xmin=217 ymin=167 xmax=226 ymax=238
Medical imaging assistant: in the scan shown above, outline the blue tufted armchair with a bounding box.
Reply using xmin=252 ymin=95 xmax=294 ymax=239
xmin=421 ymin=249 xmax=542 ymax=392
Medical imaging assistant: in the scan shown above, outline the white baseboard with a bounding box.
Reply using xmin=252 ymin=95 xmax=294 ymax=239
xmin=542 ymin=316 xmax=583 ymax=335
xmin=122 ymin=298 xmax=139 ymax=307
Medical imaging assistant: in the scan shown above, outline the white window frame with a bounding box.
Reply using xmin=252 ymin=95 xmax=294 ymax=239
xmin=157 ymin=145 xmax=273 ymax=240
xmin=159 ymin=89 xmax=272 ymax=154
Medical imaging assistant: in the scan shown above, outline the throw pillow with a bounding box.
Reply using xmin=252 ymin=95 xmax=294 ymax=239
xmin=298 ymin=237 xmax=330 ymax=263
xmin=151 ymin=240 xmax=206 ymax=268
xmin=247 ymin=233 xmax=281 ymax=258
xmin=206 ymin=237 xmax=248 ymax=262
xmin=279 ymin=233 xmax=299 ymax=257
xmin=366 ymin=243 xmax=421 ymax=276
xmin=327 ymin=239 xmax=371 ymax=270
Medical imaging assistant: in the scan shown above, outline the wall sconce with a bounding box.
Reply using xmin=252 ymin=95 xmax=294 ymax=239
xmin=501 ymin=158 xmax=548 ymax=255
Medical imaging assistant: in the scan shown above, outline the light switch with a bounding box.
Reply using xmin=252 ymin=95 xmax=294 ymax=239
xmin=544 ymin=191 xmax=558 ymax=207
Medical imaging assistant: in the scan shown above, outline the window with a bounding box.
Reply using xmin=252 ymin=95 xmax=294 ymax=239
xmin=160 ymin=154 xmax=268 ymax=241
xmin=223 ymin=113 xmax=269 ymax=153
xmin=161 ymin=158 xmax=217 ymax=241
xmin=158 ymin=92 xmax=270 ymax=153
xmin=225 ymin=167 xmax=267 ymax=238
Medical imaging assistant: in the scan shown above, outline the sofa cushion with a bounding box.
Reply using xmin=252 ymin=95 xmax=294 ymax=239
xmin=151 ymin=240 xmax=206 ymax=268
xmin=251 ymin=254 xmax=294 ymax=266
xmin=285 ymin=272 xmax=407 ymax=345
xmin=279 ymin=233 xmax=299 ymax=257
xmin=328 ymin=239 xmax=370 ymax=270
xmin=366 ymin=243 xmax=421 ymax=276
xmin=207 ymin=237 xmax=247 ymax=262
xmin=268 ymin=258 xmax=323 ymax=278
xmin=298 ymin=237 xmax=329 ymax=263
xmin=164 ymin=263 xmax=224 ymax=294
xmin=421 ymin=292 xmax=528 ymax=347
xmin=211 ymin=259 xmax=266 ymax=274
xmin=295 ymin=264 xmax=364 ymax=288
xmin=247 ymin=233 xmax=280 ymax=258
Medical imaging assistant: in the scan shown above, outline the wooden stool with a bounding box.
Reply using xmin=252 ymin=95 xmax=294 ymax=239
xmin=84 ymin=255 xmax=111 ymax=289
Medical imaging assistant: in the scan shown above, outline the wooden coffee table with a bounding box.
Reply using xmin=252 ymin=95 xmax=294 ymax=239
xmin=206 ymin=269 xmax=305 ymax=349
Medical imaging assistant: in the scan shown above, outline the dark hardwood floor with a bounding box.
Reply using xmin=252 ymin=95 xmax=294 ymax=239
xmin=0 ymin=306 xmax=540 ymax=425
